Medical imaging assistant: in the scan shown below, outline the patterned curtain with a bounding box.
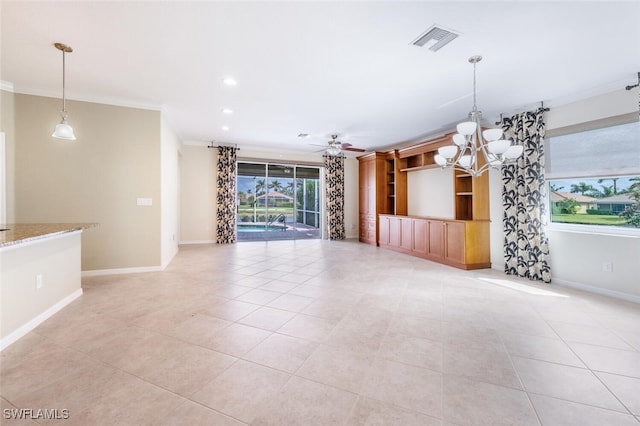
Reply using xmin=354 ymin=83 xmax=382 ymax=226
xmin=216 ymin=146 xmax=237 ymax=244
xmin=501 ymin=108 xmax=551 ymax=283
xmin=324 ymin=154 xmax=345 ymax=240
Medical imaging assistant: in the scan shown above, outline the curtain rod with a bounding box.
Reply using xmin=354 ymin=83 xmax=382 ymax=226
xmin=495 ymin=101 xmax=550 ymax=125
xmin=207 ymin=143 xmax=239 ymax=150
xmin=625 ymin=72 xmax=640 ymax=90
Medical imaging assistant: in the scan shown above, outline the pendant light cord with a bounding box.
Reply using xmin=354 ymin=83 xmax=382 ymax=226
xmin=61 ymin=49 xmax=67 ymax=115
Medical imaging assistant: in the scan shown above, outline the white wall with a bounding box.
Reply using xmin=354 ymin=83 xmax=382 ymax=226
xmin=488 ymin=88 xmax=639 ymax=301
xmin=160 ymin=115 xmax=181 ymax=268
xmin=1 ymin=232 xmax=82 ymax=348
xmin=407 ymin=168 xmax=454 ymax=218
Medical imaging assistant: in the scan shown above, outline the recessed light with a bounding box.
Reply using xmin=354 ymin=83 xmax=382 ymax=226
xmin=223 ymin=78 xmax=237 ymax=86
xmin=221 ymin=108 xmax=233 ymax=114
xmin=222 ymin=126 xmax=230 ymax=131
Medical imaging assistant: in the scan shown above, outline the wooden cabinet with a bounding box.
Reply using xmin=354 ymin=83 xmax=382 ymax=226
xmin=358 ymin=153 xmax=386 ymax=245
xmin=358 ymin=152 xmax=407 ymax=245
xmin=378 ymin=214 xmax=490 ymax=270
xmin=360 ymin=131 xmax=489 ymax=259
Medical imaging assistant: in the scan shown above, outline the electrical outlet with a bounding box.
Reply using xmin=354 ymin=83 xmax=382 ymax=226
xmin=36 ymin=274 xmax=43 ymax=289
xmin=602 ymin=262 xmax=613 ymax=273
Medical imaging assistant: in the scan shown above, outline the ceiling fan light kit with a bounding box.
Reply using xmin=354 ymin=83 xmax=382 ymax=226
xmin=326 ymin=136 xmax=342 ymax=156
xmin=434 ymin=55 xmax=523 ymax=176
xmin=325 ymin=134 xmax=366 ymax=156
xmin=52 ymin=42 xmax=76 ymax=141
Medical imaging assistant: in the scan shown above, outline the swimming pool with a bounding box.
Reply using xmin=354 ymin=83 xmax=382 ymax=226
xmin=237 ymin=224 xmax=286 ymax=232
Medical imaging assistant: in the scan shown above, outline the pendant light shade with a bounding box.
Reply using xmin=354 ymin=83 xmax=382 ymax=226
xmin=52 ymin=119 xmax=76 ymax=140
xmin=52 ymin=43 xmax=76 ymax=140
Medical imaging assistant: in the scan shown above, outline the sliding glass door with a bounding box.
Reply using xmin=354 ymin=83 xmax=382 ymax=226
xmin=236 ymin=162 xmax=321 ymax=241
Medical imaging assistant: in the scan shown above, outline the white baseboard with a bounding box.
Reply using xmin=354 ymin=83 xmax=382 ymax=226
xmin=179 ymin=240 xmax=216 ymax=245
xmin=81 ymin=266 xmax=162 ymax=277
xmin=490 ymin=265 xmax=639 ymax=304
xmin=0 ymin=288 xmax=83 ymax=352
xmin=553 ymin=278 xmax=640 ymax=304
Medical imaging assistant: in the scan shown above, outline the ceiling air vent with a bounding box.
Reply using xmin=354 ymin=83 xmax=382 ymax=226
xmin=412 ymin=25 xmax=459 ymax=52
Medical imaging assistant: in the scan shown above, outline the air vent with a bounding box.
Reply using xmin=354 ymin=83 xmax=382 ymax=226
xmin=412 ymin=25 xmax=459 ymax=52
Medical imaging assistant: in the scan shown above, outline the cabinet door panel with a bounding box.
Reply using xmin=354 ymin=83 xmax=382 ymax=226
xmin=379 ymin=216 xmax=390 ymax=245
xmin=412 ymin=219 xmax=427 ymax=254
xmin=389 ymin=217 xmax=402 ymax=247
xmin=445 ymin=221 xmax=465 ymax=264
xmin=400 ymin=217 xmax=413 ymax=251
xmin=427 ymin=220 xmax=444 ymax=258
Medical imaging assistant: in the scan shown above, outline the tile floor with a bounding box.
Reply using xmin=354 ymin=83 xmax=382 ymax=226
xmin=1 ymin=239 xmax=639 ymax=425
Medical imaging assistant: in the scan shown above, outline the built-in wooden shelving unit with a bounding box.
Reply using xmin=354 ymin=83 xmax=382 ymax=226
xmin=358 ymin=130 xmax=491 ymax=268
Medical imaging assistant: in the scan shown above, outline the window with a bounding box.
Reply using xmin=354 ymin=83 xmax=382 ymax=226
xmin=546 ymin=118 xmax=640 ymax=233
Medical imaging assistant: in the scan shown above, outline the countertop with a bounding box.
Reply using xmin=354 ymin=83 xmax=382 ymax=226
xmin=0 ymin=223 xmax=98 ymax=248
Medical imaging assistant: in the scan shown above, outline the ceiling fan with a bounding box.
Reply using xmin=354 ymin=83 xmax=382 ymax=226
xmin=312 ymin=134 xmax=366 ymax=155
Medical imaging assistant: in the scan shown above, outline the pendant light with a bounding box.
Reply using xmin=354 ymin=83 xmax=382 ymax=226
xmin=52 ymin=42 xmax=76 ymax=140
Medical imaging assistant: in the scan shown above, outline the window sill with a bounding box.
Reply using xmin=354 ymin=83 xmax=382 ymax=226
xmin=547 ymin=223 xmax=640 ymax=238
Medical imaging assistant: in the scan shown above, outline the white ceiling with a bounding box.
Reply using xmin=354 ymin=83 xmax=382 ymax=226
xmin=2 ymin=1 xmax=639 ymax=155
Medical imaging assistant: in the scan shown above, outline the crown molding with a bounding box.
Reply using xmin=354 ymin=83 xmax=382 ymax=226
xmin=1 ymin=81 xmax=15 ymax=92
xmin=9 ymin=85 xmax=162 ymax=111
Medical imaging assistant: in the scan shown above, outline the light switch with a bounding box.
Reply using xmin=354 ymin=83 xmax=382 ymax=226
xmin=137 ymin=198 xmax=153 ymax=206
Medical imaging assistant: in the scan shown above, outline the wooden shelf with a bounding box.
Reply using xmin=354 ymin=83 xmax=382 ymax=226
xmin=456 ymin=192 xmax=473 ymax=196
xmin=399 ymin=163 xmax=440 ymax=173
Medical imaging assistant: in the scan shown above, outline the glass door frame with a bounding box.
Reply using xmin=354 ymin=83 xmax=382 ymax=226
xmin=236 ymin=160 xmax=323 ymax=241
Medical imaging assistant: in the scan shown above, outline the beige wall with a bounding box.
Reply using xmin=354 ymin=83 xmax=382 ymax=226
xmin=11 ymin=93 xmax=162 ymax=271
xmin=180 ymin=145 xmax=217 ymax=243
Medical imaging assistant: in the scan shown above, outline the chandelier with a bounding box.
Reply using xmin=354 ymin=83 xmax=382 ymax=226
xmin=434 ymin=55 xmax=522 ymax=176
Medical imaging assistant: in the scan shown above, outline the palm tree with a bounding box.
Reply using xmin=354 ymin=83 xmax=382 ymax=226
xmin=570 ymin=182 xmax=595 ymax=195
xmin=255 ymin=179 xmax=266 ymax=196
xmin=269 ymin=180 xmax=283 ymax=193
xmin=598 ymin=177 xmax=620 ymax=195
xmin=284 ymin=181 xmax=295 ymax=197
xmin=550 ymin=183 xmax=564 ymax=192
xmin=600 ymin=185 xmax=614 ymax=197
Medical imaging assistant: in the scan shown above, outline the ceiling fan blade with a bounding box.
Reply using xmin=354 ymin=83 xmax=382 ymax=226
xmin=343 ymin=146 xmax=366 ymax=152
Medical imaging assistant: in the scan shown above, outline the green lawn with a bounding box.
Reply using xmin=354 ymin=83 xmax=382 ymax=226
xmin=551 ymin=214 xmax=629 ymax=226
